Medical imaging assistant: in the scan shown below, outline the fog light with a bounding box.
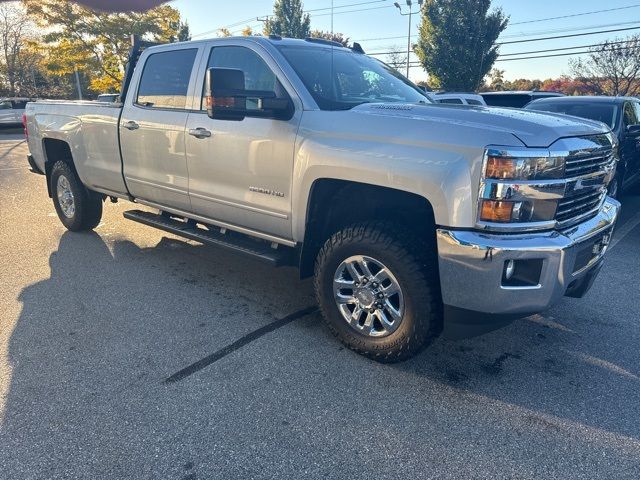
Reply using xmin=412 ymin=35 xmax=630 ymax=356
xmin=505 ymin=260 xmax=515 ymax=280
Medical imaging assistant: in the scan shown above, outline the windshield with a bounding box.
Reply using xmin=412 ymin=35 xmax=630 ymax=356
xmin=526 ymin=102 xmax=620 ymax=130
xmin=278 ymin=45 xmax=430 ymax=110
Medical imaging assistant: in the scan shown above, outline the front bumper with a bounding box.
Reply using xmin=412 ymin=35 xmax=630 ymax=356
xmin=437 ymin=197 xmax=620 ymax=316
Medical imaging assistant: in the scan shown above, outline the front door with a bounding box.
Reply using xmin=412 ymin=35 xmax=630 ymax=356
xmin=184 ymin=45 xmax=300 ymax=239
xmin=120 ymin=47 xmax=199 ymax=211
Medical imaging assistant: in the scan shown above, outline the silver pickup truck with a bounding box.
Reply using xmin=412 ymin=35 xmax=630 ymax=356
xmin=25 ymin=36 xmax=620 ymax=362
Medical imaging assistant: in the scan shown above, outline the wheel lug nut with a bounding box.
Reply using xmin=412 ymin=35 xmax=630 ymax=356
xmin=372 ymin=282 xmax=378 ymax=288
xmin=377 ymin=293 xmax=384 ymax=298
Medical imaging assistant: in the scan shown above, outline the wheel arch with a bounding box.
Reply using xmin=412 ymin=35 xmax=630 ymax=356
xmin=42 ymin=138 xmax=76 ymax=198
xmin=298 ymin=179 xmax=437 ymax=278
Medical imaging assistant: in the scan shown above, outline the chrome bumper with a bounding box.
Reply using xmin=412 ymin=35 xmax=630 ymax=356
xmin=436 ymin=198 xmax=620 ymax=315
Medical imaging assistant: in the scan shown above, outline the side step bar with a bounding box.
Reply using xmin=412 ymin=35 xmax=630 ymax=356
xmin=123 ymin=209 xmax=293 ymax=266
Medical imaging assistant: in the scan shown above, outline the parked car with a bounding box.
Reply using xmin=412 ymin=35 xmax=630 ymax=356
xmin=432 ymin=92 xmax=486 ymax=106
xmin=0 ymin=97 xmax=34 ymax=127
xmin=525 ymin=96 xmax=640 ymax=197
xmin=97 ymin=93 xmax=119 ymax=102
xmin=24 ymin=36 xmax=620 ymax=362
xmin=481 ymin=91 xmax=564 ymax=108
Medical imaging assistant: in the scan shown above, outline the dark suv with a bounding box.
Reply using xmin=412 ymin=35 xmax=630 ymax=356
xmin=481 ymin=91 xmax=564 ymax=108
xmin=525 ymin=96 xmax=640 ymax=196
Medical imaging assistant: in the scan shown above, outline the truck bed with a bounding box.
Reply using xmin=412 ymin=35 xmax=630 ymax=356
xmin=26 ymin=100 xmax=128 ymax=197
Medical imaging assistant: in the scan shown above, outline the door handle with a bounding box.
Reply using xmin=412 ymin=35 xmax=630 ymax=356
xmin=188 ymin=127 xmax=212 ymax=139
xmin=123 ymin=120 xmax=139 ymax=131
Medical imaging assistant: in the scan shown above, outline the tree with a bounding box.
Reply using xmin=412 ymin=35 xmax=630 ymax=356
xmin=415 ymin=0 xmax=508 ymax=91
xmin=176 ymin=21 xmax=191 ymax=42
xmin=24 ymin=0 xmax=184 ymax=93
xmin=570 ymin=36 xmax=640 ymax=97
xmin=309 ymin=30 xmax=349 ymax=47
xmin=0 ymin=3 xmax=38 ymax=96
xmin=385 ymin=46 xmax=408 ymax=73
xmin=263 ymin=0 xmax=310 ymax=39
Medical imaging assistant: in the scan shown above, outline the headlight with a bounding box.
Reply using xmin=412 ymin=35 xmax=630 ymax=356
xmin=483 ymin=149 xmax=564 ymax=181
xmin=478 ymin=147 xmax=565 ymax=227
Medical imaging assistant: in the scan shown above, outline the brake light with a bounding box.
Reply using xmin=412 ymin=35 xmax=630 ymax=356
xmin=22 ymin=112 xmax=28 ymax=140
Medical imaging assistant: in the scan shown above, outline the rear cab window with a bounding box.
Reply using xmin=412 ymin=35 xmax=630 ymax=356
xmin=136 ymin=48 xmax=198 ymax=110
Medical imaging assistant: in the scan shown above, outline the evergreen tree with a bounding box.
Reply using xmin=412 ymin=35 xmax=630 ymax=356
xmin=415 ymin=0 xmax=508 ymax=91
xmin=263 ymin=0 xmax=311 ymax=39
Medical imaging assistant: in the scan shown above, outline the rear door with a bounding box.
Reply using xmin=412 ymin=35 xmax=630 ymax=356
xmin=120 ymin=47 xmax=200 ymax=211
xmin=184 ymin=43 xmax=301 ymax=239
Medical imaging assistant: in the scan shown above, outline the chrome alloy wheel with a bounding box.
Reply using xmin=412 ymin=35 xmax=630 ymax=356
xmin=333 ymin=255 xmax=405 ymax=337
xmin=56 ymin=175 xmax=75 ymax=218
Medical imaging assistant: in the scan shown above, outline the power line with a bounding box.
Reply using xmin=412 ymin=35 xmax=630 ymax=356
xmin=370 ymin=38 xmax=638 ymax=60
xmin=401 ymin=43 xmax=637 ymax=66
xmin=498 ymin=25 xmax=640 ymax=45
xmin=499 ymin=39 xmax=631 ymax=57
xmin=501 ymin=20 xmax=640 ymax=39
xmin=496 ymin=45 xmax=637 ymax=62
xmin=509 ymin=4 xmax=640 ymax=26
xmin=191 ymin=0 xmax=389 ymax=38
xmin=311 ymin=4 xmax=393 ymax=18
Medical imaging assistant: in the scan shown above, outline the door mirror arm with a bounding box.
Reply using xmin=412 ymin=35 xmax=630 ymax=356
xmin=625 ymin=124 xmax=640 ymax=137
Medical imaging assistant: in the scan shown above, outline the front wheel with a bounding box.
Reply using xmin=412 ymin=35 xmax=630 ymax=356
xmin=314 ymin=222 xmax=442 ymax=363
xmin=51 ymin=160 xmax=103 ymax=231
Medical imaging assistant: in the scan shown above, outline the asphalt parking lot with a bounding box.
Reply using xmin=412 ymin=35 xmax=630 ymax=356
xmin=1 ymin=133 xmax=640 ymax=479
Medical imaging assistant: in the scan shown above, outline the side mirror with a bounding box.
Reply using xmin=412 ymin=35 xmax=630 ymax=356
xmin=626 ymin=124 xmax=640 ymax=137
xmin=205 ymin=67 xmax=293 ymax=121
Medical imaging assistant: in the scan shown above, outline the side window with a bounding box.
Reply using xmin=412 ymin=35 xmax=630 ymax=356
xmin=201 ymin=46 xmax=282 ymax=111
xmin=12 ymin=100 xmax=27 ymax=109
xmin=137 ymin=49 xmax=198 ymax=110
xmin=438 ymin=98 xmax=464 ymax=104
xmin=467 ymin=99 xmax=483 ymax=106
xmin=0 ymin=101 xmax=12 ymax=110
xmin=633 ymin=102 xmax=640 ymax=125
xmin=623 ymin=102 xmax=638 ymax=127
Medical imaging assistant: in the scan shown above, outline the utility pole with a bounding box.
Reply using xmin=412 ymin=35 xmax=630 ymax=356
xmin=394 ymin=0 xmax=423 ymax=79
xmin=74 ymin=68 xmax=83 ymax=100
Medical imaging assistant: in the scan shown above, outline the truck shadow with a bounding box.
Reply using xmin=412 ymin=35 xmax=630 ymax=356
xmin=2 ymin=225 xmax=640 ymax=474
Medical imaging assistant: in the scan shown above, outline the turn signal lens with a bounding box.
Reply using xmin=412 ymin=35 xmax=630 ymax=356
xmin=485 ymin=156 xmax=516 ymax=179
xmin=480 ymin=200 xmax=514 ymax=222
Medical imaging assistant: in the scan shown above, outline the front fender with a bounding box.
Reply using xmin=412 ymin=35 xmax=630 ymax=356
xmin=291 ymin=129 xmax=481 ymax=242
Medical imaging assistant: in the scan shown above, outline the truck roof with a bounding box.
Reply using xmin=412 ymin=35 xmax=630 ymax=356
xmin=145 ymin=35 xmax=353 ymax=53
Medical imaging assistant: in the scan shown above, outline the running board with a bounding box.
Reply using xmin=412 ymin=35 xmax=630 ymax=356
xmin=123 ymin=209 xmax=293 ymax=266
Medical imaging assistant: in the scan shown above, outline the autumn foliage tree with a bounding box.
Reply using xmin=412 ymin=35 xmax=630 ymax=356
xmin=24 ymin=0 xmax=186 ymax=94
xmin=570 ymin=36 xmax=640 ymax=97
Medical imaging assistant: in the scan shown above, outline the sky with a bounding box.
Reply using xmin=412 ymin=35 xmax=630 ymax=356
xmin=169 ymin=0 xmax=640 ymax=82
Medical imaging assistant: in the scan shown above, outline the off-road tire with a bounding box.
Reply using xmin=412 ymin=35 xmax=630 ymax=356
xmin=314 ymin=222 xmax=442 ymax=362
xmin=51 ymin=160 xmax=103 ymax=231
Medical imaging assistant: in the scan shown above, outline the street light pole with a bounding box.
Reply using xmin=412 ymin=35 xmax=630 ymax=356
xmin=394 ymin=0 xmax=423 ymax=80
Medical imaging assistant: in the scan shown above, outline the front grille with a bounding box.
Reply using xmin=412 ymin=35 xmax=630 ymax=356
xmin=556 ymin=188 xmax=606 ymax=224
xmin=564 ymin=151 xmax=614 ymax=177
xmin=552 ymin=135 xmax=615 ymax=228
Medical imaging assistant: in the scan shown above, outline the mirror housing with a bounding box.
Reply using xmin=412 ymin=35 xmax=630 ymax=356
xmin=626 ymin=124 xmax=640 ymax=137
xmin=205 ymin=67 xmax=293 ymax=121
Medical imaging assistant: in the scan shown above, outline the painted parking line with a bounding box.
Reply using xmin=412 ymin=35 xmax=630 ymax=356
xmin=163 ymin=306 xmax=318 ymax=384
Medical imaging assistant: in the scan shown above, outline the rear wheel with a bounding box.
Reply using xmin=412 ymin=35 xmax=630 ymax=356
xmin=314 ymin=222 xmax=442 ymax=362
xmin=51 ymin=160 xmax=103 ymax=231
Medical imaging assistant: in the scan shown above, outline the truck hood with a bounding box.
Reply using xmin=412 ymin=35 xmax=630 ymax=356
xmin=352 ymin=103 xmax=610 ymax=148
